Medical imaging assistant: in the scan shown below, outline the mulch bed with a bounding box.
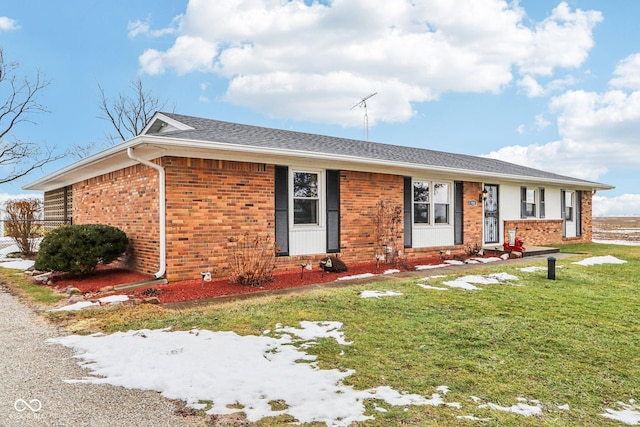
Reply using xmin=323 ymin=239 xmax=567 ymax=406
xmin=43 ymin=255 xmax=459 ymax=304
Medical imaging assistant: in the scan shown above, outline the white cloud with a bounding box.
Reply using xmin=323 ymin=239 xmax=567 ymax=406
xmin=518 ymin=74 xmax=576 ymax=97
xmin=534 ymin=113 xmax=550 ymax=130
xmin=593 ymin=194 xmax=640 ymax=217
xmin=0 ymin=16 xmax=20 ymax=31
xmin=516 ymin=124 xmax=525 ymax=135
xmin=485 ymin=78 xmax=640 ymax=183
xmin=128 ymin=15 xmax=182 ymax=39
xmin=136 ymin=0 xmax=602 ymax=126
xmin=609 ymin=53 xmax=640 ymax=90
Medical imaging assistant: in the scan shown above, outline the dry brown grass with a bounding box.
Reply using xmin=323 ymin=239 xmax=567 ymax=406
xmin=593 ymin=216 xmax=640 ymax=243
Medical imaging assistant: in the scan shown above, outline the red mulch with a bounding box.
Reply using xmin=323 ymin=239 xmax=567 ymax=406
xmin=42 ymin=255 xmax=456 ymax=304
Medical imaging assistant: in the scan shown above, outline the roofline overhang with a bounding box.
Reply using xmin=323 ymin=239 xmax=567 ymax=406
xmin=23 ymin=134 xmax=615 ymax=192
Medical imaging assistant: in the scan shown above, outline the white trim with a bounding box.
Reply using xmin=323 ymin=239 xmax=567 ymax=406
xmin=141 ymin=112 xmax=195 ymax=135
xmin=24 ymin=133 xmax=615 ymax=192
xmin=126 ymin=147 xmax=166 ymax=279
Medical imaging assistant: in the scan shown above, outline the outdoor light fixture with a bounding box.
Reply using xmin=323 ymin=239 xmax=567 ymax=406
xmin=480 ymin=188 xmax=488 ymax=203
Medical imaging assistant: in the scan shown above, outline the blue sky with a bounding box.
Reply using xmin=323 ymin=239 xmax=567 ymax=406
xmin=1 ymin=0 xmax=639 ymax=216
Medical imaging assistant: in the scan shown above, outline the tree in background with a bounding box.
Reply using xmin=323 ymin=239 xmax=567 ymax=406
xmin=98 ymin=77 xmax=172 ymax=144
xmin=0 ymin=47 xmax=64 ymax=184
xmin=4 ymin=198 xmax=43 ymax=256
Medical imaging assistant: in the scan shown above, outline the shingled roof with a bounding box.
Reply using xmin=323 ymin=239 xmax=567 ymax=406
xmin=152 ymin=112 xmax=604 ymax=187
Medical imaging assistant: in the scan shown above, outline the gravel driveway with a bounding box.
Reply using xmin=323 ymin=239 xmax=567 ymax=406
xmin=0 ymin=284 xmax=204 ymax=427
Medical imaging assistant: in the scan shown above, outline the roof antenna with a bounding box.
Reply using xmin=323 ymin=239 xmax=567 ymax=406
xmin=350 ymin=92 xmax=377 ymax=140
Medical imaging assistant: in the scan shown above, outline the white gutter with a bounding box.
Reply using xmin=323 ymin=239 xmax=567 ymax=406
xmin=127 ymin=147 xmax=166 ymax=279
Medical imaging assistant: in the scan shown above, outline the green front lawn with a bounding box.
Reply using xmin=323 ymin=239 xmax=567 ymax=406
xmin=32 ymin=244 xmax=640 ymax=424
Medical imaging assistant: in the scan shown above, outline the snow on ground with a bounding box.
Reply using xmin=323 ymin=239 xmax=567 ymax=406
xmin=518 ymin=266 xmax=548 ymax=273
xmin=478 ymin=398 xmax=543 ymax=417
xmin=0 ymin=258 xmax=35 ymax=270
xmin=359 ymin=290 xmax=403 ymax=299
xmin=415 ymin=263 xmax=449 ymax=271
xmin=383 ymin=269 xmax=400 ymax=275
xmin=49 ymin=322 xmax=459 ymax=426
xmin=573 ymin=255 xmax=627 ymax=266
xmin=439 ymin=273 xmax=519 ymax=291
xmin=416 ymin=283 xmax=448 ymax=291
xmin=52 ymin=295 xmax=130 ymax=311
xmin=336 ymin=272 xmax=376 ymax=281
xmin=601 ymin=400 xmax=640 ymax=425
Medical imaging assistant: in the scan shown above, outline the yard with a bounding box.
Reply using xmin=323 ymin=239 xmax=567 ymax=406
xmin=0 ymin=241 xmax=634 ymax=426
xmin=1 ymin=245 xmax=640 ymax=426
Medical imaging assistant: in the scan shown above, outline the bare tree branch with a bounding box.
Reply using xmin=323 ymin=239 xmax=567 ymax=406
xmin=98 ymin=77 xmax=173 ymax=144
xmin=0 ymin=47 xmax=66 ymax=185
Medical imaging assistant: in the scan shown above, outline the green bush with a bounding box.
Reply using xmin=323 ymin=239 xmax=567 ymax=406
xmin=35 ymin=224 xmax=129 ymax=275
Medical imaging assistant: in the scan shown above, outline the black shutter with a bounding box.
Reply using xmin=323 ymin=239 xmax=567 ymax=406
xmin=539 ymin=187 xmax=545 ymax=219
xmin=326 ymin=170 xmax=340 ymax=253
xmin=520 ymin=186 xmax=527 ymax=218
xmin=561 ymin=189 xmax=567 ymax=237
xmin=274 ymin=166 xmax=289 ymax=256
xmin=576 ymin=190 xmax=582 ymax=236
xmin=454 ymin=181 xmax=463 ymax=245
xmin=404 ymin=177 xmax=412 ymax=248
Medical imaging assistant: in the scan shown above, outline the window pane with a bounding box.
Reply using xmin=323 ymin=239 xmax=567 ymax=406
xmin=433 ymin=183 xmax=449 ymax=204
xmin=294 ymin=199 xmax=318 ymax=224
xmin=414 ymin=203 xmax=429 ymax=223
xmin=293 ymin=172 xmax=318 ymax=198
xmin=413 ymin=182 xmax=429 ymax=203
xmin=526 ymin=189 xmax=535 ymax=204
xmin=525 ymin=203 xmax=536 ymax=217
xmin=434 ymin=203 xmax=449 ymax=224
xmin=565 ymin=191 xmax=573 ymax=207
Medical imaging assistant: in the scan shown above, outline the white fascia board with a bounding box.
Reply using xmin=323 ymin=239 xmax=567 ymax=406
xmin=23 ymin=134 xmax=614 ymax=192
xmin=152 ymin=136 xmax=613 ymax=191
xmin=22 ymin=137 xmax=146 ymax=191
xmin=141 ymin=112 xmax=195 ymax=135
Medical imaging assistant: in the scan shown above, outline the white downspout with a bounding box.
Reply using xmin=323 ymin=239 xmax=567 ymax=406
xmin=127 ymin=147 xmax=166 ymax=279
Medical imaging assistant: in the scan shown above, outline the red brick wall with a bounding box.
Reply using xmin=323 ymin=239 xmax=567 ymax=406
xmin=503 ymin=219 xmax=564 ymax=246
xmin=72 ymin=163 xmax=160 ymax=276
xmin=462 ymin=181 xmax=484 ymax=249
xmin=71 ymin=159 xmax=593 ymax=281
xmin=163 ymin=157 xmax=274 ymax=281
xmin=504 ymin=191 xmax=593 ymax=246
xmin=579 ymin=190 xmax=593 ymax=242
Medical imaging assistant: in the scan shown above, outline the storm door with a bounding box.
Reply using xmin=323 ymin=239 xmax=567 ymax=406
xmin=483 ymin=184 xmax=499 ymax=244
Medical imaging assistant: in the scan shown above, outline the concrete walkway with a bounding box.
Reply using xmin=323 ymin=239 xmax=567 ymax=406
xmin=0 ymin=284 xmax=204 ymax=427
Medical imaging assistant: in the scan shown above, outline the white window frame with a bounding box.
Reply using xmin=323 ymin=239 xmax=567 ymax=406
xmin=413 ymin=179 xmax=452 ymax=226
xmin=525 ymin=188 xmax=536 ymax=217
xmin=290 ymin=169 xmax=324 ymax=228
xmin=564 ymin=191 xmax=574 ymax=221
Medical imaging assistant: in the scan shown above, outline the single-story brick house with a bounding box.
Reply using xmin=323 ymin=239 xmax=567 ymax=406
xmin=25 ymin=112 xmax=613 ymax=281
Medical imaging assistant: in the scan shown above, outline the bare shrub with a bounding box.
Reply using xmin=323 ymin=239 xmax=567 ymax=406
xmin=373 ymin=199 xmax=403 ymax=266
xmin=227 ymin=233 xmax=276 ymax=287
xmin=4 ymin=198 xmax=43 ymax=256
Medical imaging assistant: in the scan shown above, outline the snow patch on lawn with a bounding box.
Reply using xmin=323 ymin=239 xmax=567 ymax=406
xmin=52 ymin=294 xmax=130 ymax=311
xmin=601 ymin=400 xmax=640 ymax=425
xmin=416 ymin=283 xmax=448 ymax=291
xmin=441 ymin=273 xmax=518 ymax=291
xmin=573 ymin=255 xmax=627 ymax=266
xmin=359 ymin=290 xmax=402 ymax=299
xmin=478 ymin=398 xmax=543 ymax=417
xmin=518 ymin=266 xmax=547 ymax=273
xmin=49 ymin=323 xmax=460 ymax=426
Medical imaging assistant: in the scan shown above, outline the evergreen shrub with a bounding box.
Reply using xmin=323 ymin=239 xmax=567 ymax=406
xmin=35 ymin=224 xmax=129 ymax=275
